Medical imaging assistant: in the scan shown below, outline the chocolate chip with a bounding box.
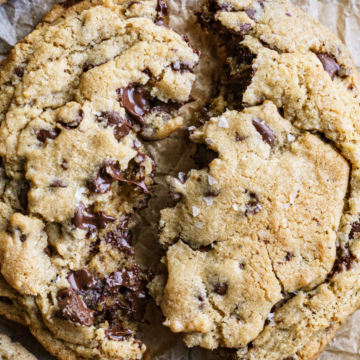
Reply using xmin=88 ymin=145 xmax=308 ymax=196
xmin=14 ymin=67 xmax=24 ymax=78
xmin=191 ymin=144 xmax=218 ymax=169
xmin=72 ymin=203 xmax=116 ymax=230
xmin=117 ymin=84 xmax=151 ymax=125
xmin=118 ymin=214 xmax=132 ymax=229
xmin=245 ymin=192 xmax=261 ymax=216
xmin=18 ymin=182 xmax=30 ymax=211
xmin=316 ymin=54 xmax=340 ymax=80
xmin=104 ymin=229 xmax=134 ymax=255
xmin=36 ymin=128 xmax=61 ymax=143
xmin=58 ymin=0 xmax=84 ymax=8
xmin=87 ymin=163 xmax=150 ymax=194
xmin=0 ymin=297 xmax=13 ymax=306
xmin=96 ymin=111 xmax=133 ymax=141
xmin=61 ymin=160 xmax=68 ymax=170
xmin=213 ymin=282 xmax=227 ymax=295
xmin=44 ymin=247 xmax=51 ymax=257
xmin=58 ymin=109 xmax=84 ymax=129
xmin=50 ymin=180 xmax=67 ymax=188
xmin=252 ymin=119 xmax=276 ymax=147
xmin=105 ymin=266 xmax=144 ymax=294
xmin=105 ymin=324 xmax=134 ymax=341
xmin=67 ymin=269 xmax=97 ymax=292
xmin=235 ymin=132 xmax=247 ymax=141
xmin=20 ymin=235 xmax=26 ymax=242
xmin=57 ymin=288 xmax=95 ymax=326
xmin=239 ymin=263 xmax=245 ymax=269
xmin=285 ymin=252 xmax=293 ymax=261
xmin=328 ymin=244 xmax=357 ymax=276
xmin=244 ymin=1 xmax=264 ymax=20
xmin=286 ymin=13 xmax=291 ymax=16
xmin=156 ymin=0 xmax=168 ymax=17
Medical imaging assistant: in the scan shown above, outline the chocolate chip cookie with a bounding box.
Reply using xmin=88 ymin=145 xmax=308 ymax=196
xmin=150 ymin=0 xmax=360 ymax=359
xmin=0 ymin=333 xmax=36 ymax=360
xmin=0 ymin=0 xmax=199 ymax=359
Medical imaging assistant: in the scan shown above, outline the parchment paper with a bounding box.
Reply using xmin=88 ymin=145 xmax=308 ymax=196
xmin=0 ymin=0 xmax=360 ymax=359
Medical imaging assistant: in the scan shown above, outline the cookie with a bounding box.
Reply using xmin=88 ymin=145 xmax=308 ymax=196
xmin=0 ymin=333 xmax=37 ymax=360
xmin=150 ymin=0 xmax=360 ymax=359
xmin=0 ymin=0 xmax=199 ymax=359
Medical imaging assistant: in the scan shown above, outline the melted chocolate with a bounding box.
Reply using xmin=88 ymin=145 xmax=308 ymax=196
xmin=349 ymin=221 xmax=360 ymax=240
xmin=18 ymin=182 xmax=30 ymax=211
xmin=72 ymin=203 xmax=116 ymax=230
xmin=50 ymin=180 xmax=67 ymax=188
xmin=96 ymin=111 xmax=133 ymax=141
xmin=213 ymin=282 xmax=227 ymax=295
xmin=20 ymin=235 xmax=26 ymax=242
xmin=57 ymin=288 xmax=95 ymax=326
xmin=316 ymin=54 xmax=340 ymax=80
xmin=285 ymin=252 xmax=293 ymax=261
xmin=117 ymin=85 xmax=151 ymax=125
xmin=67 ymin=269 xmax=97 ymax=292
xmin=171 ymin=62 xmax=194 ymax=73
xmin=191 ymin=144 xmax=218 ymax=169
xmin=58 ymin=109 xmax=84 ymax=129
xmin=87 ymin=163 xmax=150 ymax=194
xmin=36 ymin=128 xmax=61 ymax=143
xmin=105 ymin=324 xmax=134 ymax=341
xmin=252 ymin=119 xmax=276 ymax=147
xmin=104 ymin=229 xmax=134 ymax=255
xmin=222 ymin=69 xmax=255 ymax=94
xmin=59 ymin=0 xmax=85 ymax=8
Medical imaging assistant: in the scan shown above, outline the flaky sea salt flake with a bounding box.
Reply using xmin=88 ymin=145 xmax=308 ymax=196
xmin=218 ymin=116 xmax=229 ymax=128
xmin=204 ymin=196 xmax=213 ymax=206
xmin=208 ymin=175 xmax=218 ymax=185
xmin=193 ymin=206 xmax=201 ymax=217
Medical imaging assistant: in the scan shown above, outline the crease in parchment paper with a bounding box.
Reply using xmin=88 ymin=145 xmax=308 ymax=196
xmin=0 ymin=0 xmax=360 ymax=359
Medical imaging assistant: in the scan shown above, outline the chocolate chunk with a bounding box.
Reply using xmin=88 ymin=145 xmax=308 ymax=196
xmin=61 ymin=160 xmax=68 ymax=170
xmin=58 ymin=109 xmax=84 ymax=129
xmin=14 ymin=67 xmax=25 ymax=78
xmin=316 ymin=54 xmax=340 ymax=80
xmin=96 ymin=111 xmax=133 ymax=141
xmin=191 ymin=143 xmax=218 ymax=169
xmin=252 ymin=119 xmax=276 ymax=147
xmin=58 ymin=0 xmax=84 ymax=8
xmin=57 ymin=288 xmax=95 ymax=326
xmin=104 ymin=229 xmax=134 ymax=255
xmin=245 ymin=192 xmax=261 ymax=216
xmin=235 ymin=132 xmax=247 ymax=141
xmin=285 ymin=252 xmax=293 ymax=261
xmin=18 ymin=182 xmax=30 ymax=211
xmin=20 ymin=235 xmax=26 ymax=242
xmin=244 ymin=1 xmax=264 ymax=20
xmin=50 ymin=180 xmax=67 ymax=188
xmin=105 ymin=266 xmax=144 ymax=294
xmin=118 ymin=214 xmax=132 ymax=229
xmin=67 ymin=269 xmax=96 ymax=292
xmin=72 ymin=203 xmax=116 ymax=230
xmin=171 ymin=62 xmax=194 ymax=73
xmin=156 ymin=0 xmax=168 ymax=16
xmin=44 ymin=247 xmax=52 ymax=257
xmin=0 ymin=297 xmax=13 ymax=306
xmin=196 ymin=244 xmax=212 ymax=252
xmin=105 ymin=324 xmax=133 ymax=341
xmin=117 ymin=85 xmax=151 ymax=125
xmin=349 ymin=221 xmax=360 ymax=240
xmin=87 ymin=163 xmax=150 ymax=194
xmin=329 ymin=245 xmax=357 ymax=276
xmin=213 ymin=282 xmax=227 ymax=295
xmin=36 ymin=128 xmax=61 ymax=143
xmin=222 ymin=69 xmax=254 ymax=93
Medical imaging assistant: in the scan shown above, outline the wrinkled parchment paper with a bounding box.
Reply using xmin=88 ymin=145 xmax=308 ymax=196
xmin=0 ymin=0 xmax=360 ymax=358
